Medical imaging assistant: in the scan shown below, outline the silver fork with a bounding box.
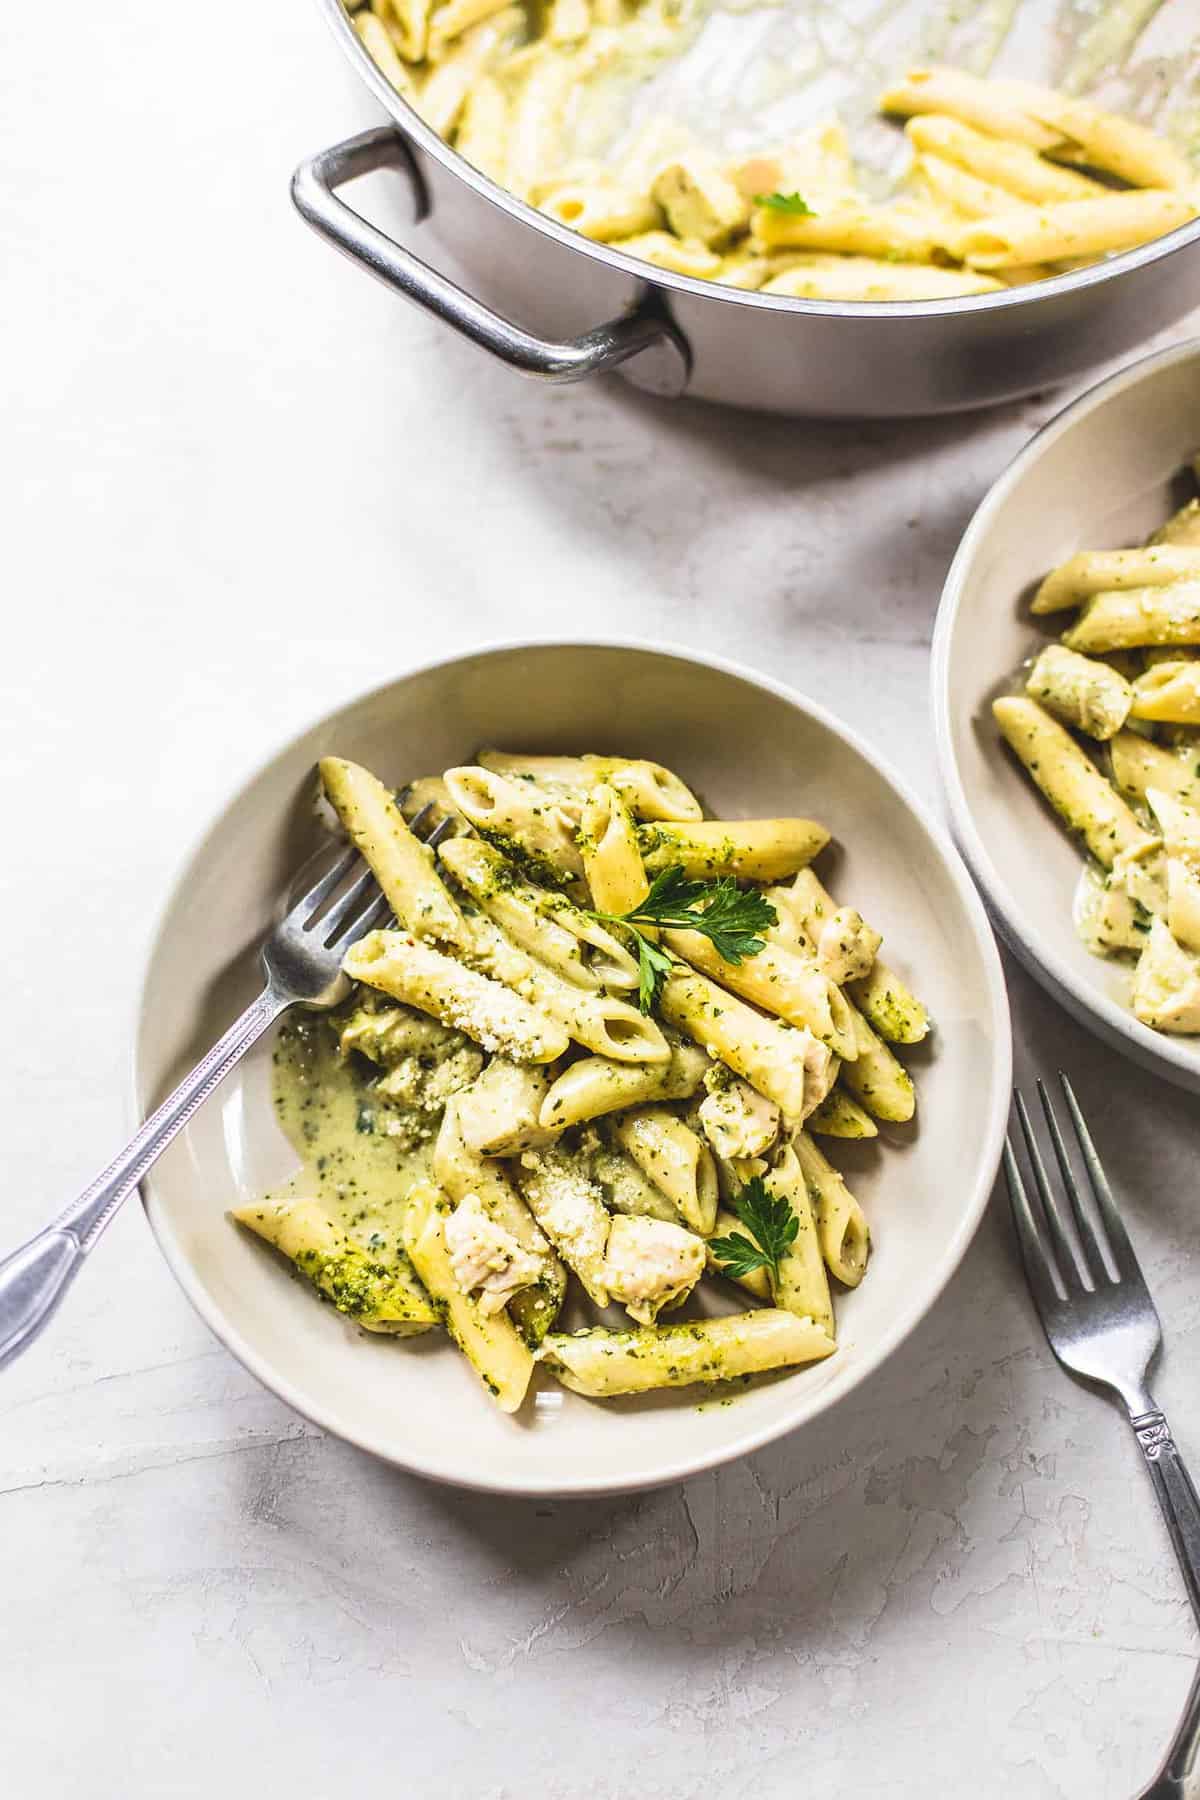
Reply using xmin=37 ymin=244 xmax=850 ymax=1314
xmin=1005 ymin=1073 xmax=1200 ymax=1798
xmin=0 ymin=842 xmax=389 ymax=1371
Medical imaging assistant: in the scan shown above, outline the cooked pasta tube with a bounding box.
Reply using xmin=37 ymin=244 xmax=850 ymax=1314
xmin=355 ymin=9 xmax=419 ymax=93
xmin=502 ymin=53 xmax=577 ymax=201
xmin=1152 ymin=501 xmax=1200 ymax=550
xmin=434 ymin=1100 xmax=566 ymax=1349
xmin=659 ymin=966 xmax=816 ymax=1117
xmin=232 ymin=1199 xmax=438 ymax=1333
xmin=704 ymin=1211 xmax=772 ymax=1299
xmin=320 ymin=756 xmax=466 ymax=946
xmin=752 ymin=200 xmax=951 ymax=261
xmin=806 ymin=1088 xmax=878 ymax=1139
xmin=539 ymin=181 xmax=663 ymax=241
xmin=1025 ymin=644 xmax=1133 ymax=739
xmin=401 ymin=774 xmax=466 ymax=835
xmin=538 ymin=1309 xmax=835 ymax=1396
xmin=344 ymin=929 xmax=570 ymax=1062
xmin=997 ymin=82 xmax=1195 ymax=190
xmin=427 ymin=0 xmax=512 ymax=56
xmin=793 ymin=1131 xmax=870 ymax=1287
xmin=445 ymin=764 xmax=585 ymax=888
xmin=613 ymin=1108 xmax=718 ymax=1235
xmin=403 ymin=1183 xmax=535 ymax=1411
xmin=760 ymin=257 xmax=1003 ymax=301
xmin=664 ymin=928 xmax=857 ymax=1060
xmin=455 ymin=1057 xmax=557 ymax=1154
xmin=538 ymin=1036 xmax=710 ymax=1130
xmin=608 ymin=232 xmax=723 ymax=277
xmin=479 ymin=751 xmax=702 ymax=823
xmin=880 ymin=66 xmax=1062 ymax=150
xmin=787 ymin=869 xmax=930 ymax=1046
xmin=1032 ymin=547 xmax=1200 ymax=613
xmin=912 ymin=152 xmax=1024 ymax=220
xmin=439 ymin=835 xmax=638 ymax=990
xmin=1062 ymin=582 xmax=1200 ymax=653
xmin=1110 ymin=730 xmax=1200 ymax=810
xmin=839 ymin=1004 xmax=915 ymax=1123
xmin=1131 ymin=662 xmax=1200 ymax=725
xmin=416 ymin=8 xmax=522 ymax=135
xmin=765 ymin=1144 xmax=834 ymax=1333
xmin=590 ymin=1145 xmax=684 ymax=1224
xmin=638 ymin=817 xmax=829 ymax=882
xmin=960 ymin=192 xmax=1197 ymax=271
xmin=514 ymin=1144 xmax=613 ymax=1306
xmin=579 ymin=784 xmax=650 ymax=915
xmin=993 ymin=697 xmax=1155 ymax=867
xmin=905 ymin=116 xmax=1105 ymax=205
xmin=467 ymin=913 xmax=669 ymax=1063
xmin=453 ymin=74 xmax=510 ymax=181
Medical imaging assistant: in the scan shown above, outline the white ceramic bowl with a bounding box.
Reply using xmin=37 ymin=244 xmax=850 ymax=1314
xmin=136 ymin=642 xmax=1010 ymax=1496
xmin=932 ymin=338 xmax=1200 ymax=1094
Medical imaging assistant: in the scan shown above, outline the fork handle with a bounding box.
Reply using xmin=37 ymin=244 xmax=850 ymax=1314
xmin=0 ymin=986 xmax=287 ymax=1372
xmin=1131 ymin=1406 xmax=1200 ymax=1630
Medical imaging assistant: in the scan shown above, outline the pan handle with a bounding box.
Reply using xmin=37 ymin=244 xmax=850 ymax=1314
xmin=291 ymin=126 xmax=690 ymax=394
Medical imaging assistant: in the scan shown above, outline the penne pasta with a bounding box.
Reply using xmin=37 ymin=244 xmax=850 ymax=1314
xmin=233 ymin=1198 xmax=438 ymax=1333
xmin=904 ymin=116 xmax=1105 ymax=205
xmin=760 ymin=256 xmax=1003 ymax=301
xmin=514 ymin=1144 xmax=613 ymax=1306
xmin=539 ymin=1310 xmax=836 ymax=1395
xmin=793 ymin=1132 xmax=870 ymax=1287
xmin=1062 ymin=582 xmax=1200 ymax=653
xmin=638 ymin=817 xmax=829 ymax=882
xmin=806 ymin=1087 xmax=878 ymax=1139
xmin=993 ymin=697 xmax=1155 ymax=867
xmin=613 ymin=1107 xmax=718 ymax=1235
xmin=1032 ymin=547 xmax=1200 ymax=614
xmin=445 ymin=763 xmax=586 ymax=889
xmin=752 ymin=200 xmax=951 ymax=262
xmin=787 ymin=869 xmax=930 ymax=1046
xmin=579 ymin=783 xmax=650 ymax=916
xmin=839 ymin=1003 xmax=915 ymax=1123
xmin=538 ymin=1036 xmax=710 ymax=1130
xmin=403 ymin=1182 xmax=536 ymax=1410
xmin=320 ymin=756 xmax=466 ymax=945
xmin=764 ymin=1144 xmax=834 ymax=1334
xmin=958 ymin=191 xmax=1197 ymax=271
xmin=344 ymin=928 xmax=570 ymax=1061
xmin=1131 ymin=662 xmax=1200 ymax=725
xmin=664 ymin=928 xmax=857 ymax=1060
xmin=659 ymin=966 xmax=815 ymax=1117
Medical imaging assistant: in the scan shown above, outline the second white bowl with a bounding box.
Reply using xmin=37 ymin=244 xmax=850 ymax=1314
xmin=933 ymin=337 xmax=1200 ymax=1093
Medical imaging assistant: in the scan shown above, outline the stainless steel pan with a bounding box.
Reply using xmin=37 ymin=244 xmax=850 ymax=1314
xmin=293 ymin=0 xmax=1200 ymax=417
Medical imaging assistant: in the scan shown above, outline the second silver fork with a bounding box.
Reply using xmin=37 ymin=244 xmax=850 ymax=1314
xmin=1005 ymin=1073 xmax=1200 ymax=1624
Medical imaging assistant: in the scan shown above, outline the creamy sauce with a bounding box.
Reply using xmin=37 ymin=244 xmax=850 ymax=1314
xmin=268 ymin=1018 xmax=433 ymax=1274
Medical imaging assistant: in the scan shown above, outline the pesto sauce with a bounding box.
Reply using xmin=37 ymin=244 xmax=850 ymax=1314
xmin=269 ymin=1018 xmax=433 ymax=1273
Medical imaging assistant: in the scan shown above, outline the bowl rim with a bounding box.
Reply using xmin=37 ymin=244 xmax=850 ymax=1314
xmin=316 ymin=0 xmax=1200 ymax=323
xmin=134 ymin=636 xmax=1013 ymax=1496
xmin=930 ymin=334 xmax=1200 ymax=1093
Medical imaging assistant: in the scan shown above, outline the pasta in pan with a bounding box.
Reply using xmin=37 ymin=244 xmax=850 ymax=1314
xmin=994 ymin=455 xmax=1200 ymax=1036
xmin=236 ymin=746 xmax=931 ymax=1416
xmin=343 ymin=0 xmax=1197 ymax=303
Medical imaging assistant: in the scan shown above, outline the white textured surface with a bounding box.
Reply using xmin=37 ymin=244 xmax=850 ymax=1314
xmin=3 ymin=4 xmax=1199 ymax=1795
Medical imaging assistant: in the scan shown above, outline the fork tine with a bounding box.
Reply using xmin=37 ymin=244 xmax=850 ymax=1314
xmin=1037 ymin=1077 xmax=1113 ymax=1285
xmin=349 ymin=892 xmax=394 ymax=940
xmin=1057 ymin=1072 xmax=1143 ymax=1284
xmin=1003 ymin=1137 xmax=1065 ymax=1311
xmin=1013 ymin=1089 xmax=1089 ymax=1290
xmin=293 ymin=845 xmax=359 ymax=923
xmin=319 ymin=867 xmax=379 ymax=946
xmin=427 ymin=817 xmax=454 ymax=850
xmin=407 ymin=801 xmax=435 ymax=838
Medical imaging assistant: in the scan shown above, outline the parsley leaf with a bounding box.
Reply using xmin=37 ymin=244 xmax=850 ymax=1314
xmin=587 ymin=866 xmax=777 ymax=1014
xmin=707 ymin=1174 xmax=798 ymax=1290
xmin=755 ymin=191 xmax=815 ymax=215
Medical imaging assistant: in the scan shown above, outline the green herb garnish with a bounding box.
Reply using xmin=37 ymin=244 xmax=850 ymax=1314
xmin=707 ymin=1175 xmax=797 ymax=1289
xmin=587 ymin=866 xmax=776 ymax=1013
xmin=755 ymin=192 xmax=814 ymax=215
